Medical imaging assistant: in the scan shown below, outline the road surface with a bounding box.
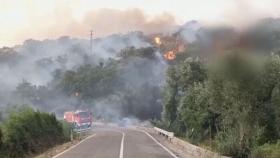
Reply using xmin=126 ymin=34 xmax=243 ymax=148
xmin=54 ymin=125 xmax=177 ymax=158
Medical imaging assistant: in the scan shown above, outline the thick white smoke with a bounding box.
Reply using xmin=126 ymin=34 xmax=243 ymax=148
xmin=0 ymin=32 xmax=149 ymax=91
xmin=0 ymin=31 xmax=168 ymax=121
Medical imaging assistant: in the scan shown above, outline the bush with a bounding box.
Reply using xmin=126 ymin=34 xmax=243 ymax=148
xmin=215 ymin=129 xmax=250 ymax=157
xmin=0 ymin=128 xmax=3 ymax=156
xmin=61 ymin=121 xmax=72 ymax=140
xmin=251 ymin=142 xmax=280 ymax=158
xmin=0 ymin=107 xmax=67 ymax=158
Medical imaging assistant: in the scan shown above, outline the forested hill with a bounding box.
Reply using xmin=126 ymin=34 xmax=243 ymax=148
xmin=1 ymin=18 xmax=280 ymax=122
xmin=0 ymin=32 xmax=167 ymax=120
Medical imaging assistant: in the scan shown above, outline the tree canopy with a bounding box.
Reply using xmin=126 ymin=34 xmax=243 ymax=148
xmin=162 ymin=53 xmax=280 ymax=157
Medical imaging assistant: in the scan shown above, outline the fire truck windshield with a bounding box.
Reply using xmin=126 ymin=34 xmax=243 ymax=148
xmin=78 ymin=111 xmax=90 ymax=118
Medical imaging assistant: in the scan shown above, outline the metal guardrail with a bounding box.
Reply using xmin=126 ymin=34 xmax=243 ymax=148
xmin=153 ymin=127 xmax=230 ymax=158
xmin=154 ymin=127 xmax=174 ymax=139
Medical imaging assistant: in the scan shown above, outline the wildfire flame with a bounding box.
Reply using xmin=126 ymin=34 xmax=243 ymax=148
xmin=154 ymin=36 xmax=187 ymax=61
xmin=164 ymin=51 xmax=176 ymax=60
xmin=154 ymin=37 xmax=162 ymax=45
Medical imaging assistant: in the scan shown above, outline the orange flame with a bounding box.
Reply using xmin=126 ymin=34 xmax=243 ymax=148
xmin=154 ymin=37 xmax=162 ymax=45
xmin=164 ymin=51 xmax=176 ymax=60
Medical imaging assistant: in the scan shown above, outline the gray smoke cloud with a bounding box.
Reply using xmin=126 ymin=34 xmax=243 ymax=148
xmin=2 ymin=17 xmax=280 ymax=121
xmin=0 ymin=32 xmax=149 ymax=90
xmin=0 ymin=31 xmax=167 ymax=121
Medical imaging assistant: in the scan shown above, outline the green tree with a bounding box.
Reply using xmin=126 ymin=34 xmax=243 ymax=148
xmin=178 ymin=57 xmax=207 ymax=91
xmin=15 ymin=81 xmax=37 ymax=103
xmin=162 ymin=53 xmax=280 ymax=157
xmin=179 ymin=83 xmax=209 ymax=143
xmin=163 ymin=66 xmax=179 ymax=129
xmin=58 ymin=62 xmax=117 ymax=100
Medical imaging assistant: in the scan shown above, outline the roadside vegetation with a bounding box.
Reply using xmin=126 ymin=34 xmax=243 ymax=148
xmin=161 ymin=53 xmax=280 ymax=158
xmin=0 ymin=106 xmax=71 ymax=158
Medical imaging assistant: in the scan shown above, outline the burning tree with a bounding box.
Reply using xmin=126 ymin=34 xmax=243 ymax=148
xmin=152 ymin=35 xmax=188 ymax=61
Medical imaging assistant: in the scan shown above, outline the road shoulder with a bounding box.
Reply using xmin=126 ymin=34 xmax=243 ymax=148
xmin=34 ymin=132 xmax=95 ymax=158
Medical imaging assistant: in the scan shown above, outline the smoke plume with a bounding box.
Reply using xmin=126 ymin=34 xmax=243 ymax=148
xmin=14 ymin=8 xmax=177 ymax=47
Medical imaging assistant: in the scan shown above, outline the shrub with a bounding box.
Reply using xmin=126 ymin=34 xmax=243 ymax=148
xmin=215 ymin=130 xmax=243 ymax=157
xmin=251 ymin=142 xmax=280 ymax=158
xmin=1 ymin=107 xmax=66 ymax=158
xmin=61 ymin=121 xmax=72 ymax=140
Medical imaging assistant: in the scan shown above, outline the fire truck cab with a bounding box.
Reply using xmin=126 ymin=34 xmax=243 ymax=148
xmin=64 ymin=110 xmax=92 ymax=131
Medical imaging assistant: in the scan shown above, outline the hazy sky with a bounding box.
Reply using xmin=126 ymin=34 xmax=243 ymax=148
xmin=1 ymin=0 xmax=280 ymax=47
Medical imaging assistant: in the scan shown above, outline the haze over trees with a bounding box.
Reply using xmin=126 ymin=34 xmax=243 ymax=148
xmin=1 ymin=18 xmax=280 ymax=157
xmin=160 ymin=18 xmax=280 ymax=158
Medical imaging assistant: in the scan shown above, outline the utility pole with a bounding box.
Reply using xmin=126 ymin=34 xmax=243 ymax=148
xmin=90 ymin=30 xmax=93 ymax=54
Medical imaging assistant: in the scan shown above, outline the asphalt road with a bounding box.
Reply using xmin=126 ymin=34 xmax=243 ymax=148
xmin=54 ymin=125 xmax=176 ymax=158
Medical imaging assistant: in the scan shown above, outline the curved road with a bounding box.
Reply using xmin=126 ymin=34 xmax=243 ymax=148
xmin=54 ymin=125 xmax=177 ymax=158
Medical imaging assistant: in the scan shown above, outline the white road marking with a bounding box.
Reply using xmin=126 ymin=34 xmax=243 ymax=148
xmin=52 ymin=134 xmax=96 ymax=158
xmin=119 ymin=132 xmax=125 ymax=158
xmin=140 ymin=130 xmax=179 ymax=158
xmin=97 ymin=128 xmax=125 ymax=158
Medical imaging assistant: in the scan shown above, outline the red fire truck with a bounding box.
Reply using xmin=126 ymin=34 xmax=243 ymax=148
xmin=64 ymin=110 xmax=93 ymax=131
